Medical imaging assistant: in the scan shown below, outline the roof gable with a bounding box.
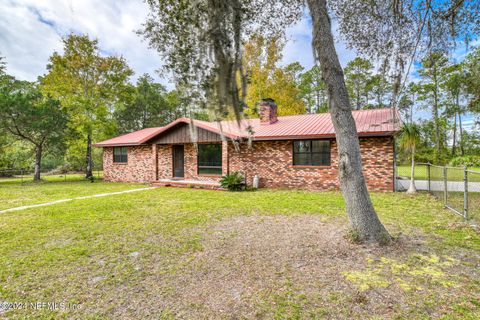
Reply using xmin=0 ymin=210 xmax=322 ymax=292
xmin=149 ymin=122 xmax=222 ymax=144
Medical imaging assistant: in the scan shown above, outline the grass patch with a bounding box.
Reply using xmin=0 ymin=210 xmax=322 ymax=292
xmin=0 ymin=187 xmax=478 ymax=318
xmin=397 ymin=165 xmax=480 ymax=181
xmin=0 ymin=179 xmax=146 ymax=210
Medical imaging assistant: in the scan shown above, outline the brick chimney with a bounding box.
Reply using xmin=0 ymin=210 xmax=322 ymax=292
xmin=259 ymin=98 xmax=278 ymax=125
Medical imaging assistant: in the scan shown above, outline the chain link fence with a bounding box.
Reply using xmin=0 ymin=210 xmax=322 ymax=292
xmin=0 ymin=168 xmax=103 ymax=185
xmin=396 ymin=163 xmax=480 ymax=221
xmin=467 ymin=170 xmax=480 ymax=221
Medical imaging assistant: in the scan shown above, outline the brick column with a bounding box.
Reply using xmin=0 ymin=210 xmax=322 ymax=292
xmin=152 ymin=144 xmax=158 ymax=181
xmin=222 ymin=140 xmax=229 ymax=176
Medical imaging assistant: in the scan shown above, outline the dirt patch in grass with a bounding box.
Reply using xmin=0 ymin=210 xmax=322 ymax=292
xmin=140 ymin=215 xmax=480 ymax=319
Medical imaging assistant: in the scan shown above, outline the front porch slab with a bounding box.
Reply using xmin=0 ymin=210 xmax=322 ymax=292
xmin=151 ymin=179 xmax=221 ymax=190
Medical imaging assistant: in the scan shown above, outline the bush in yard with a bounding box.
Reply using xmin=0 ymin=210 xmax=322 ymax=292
xmin=220 ymin=172 xmax=245 ymax=191
xmin=450 ymin=156 xmax=480 ymax=167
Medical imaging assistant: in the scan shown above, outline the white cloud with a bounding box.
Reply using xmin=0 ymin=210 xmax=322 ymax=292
xmin=0 ymin=0 xmax=166 ymax=85
xmin=450 ymin=39 xmax=480 ymax=63
xmin=0 ymin=1 xmax=62 ymax=81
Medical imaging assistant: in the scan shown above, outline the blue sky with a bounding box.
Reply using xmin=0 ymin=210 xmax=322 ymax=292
xmin=0 ymin=0 xmax=476 ymax=130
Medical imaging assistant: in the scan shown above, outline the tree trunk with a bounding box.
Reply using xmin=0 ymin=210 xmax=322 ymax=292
xmin=459 ymin=112 xmax=465 ymax=156
xmin=432 ymin=62 xmax=442 ymax=162
xmin=390 ymin=55 xmax=403 ymax=109
xmin=406 ymin=147 xmax=417 ymax=194
xmin=364 ymin=87 xmax=369 ymax=107
xmin=34 ymin=144 xmax=43 ymax=182
xmin=356 ymin=88 xmax=361 ymax=110
xmin=86 ymin=133 xmax=93 ymax=179
xmin=307 ymin=0 xmax=391 ymax=244
xmin=433 ymin=93 xmax=441 ymax=161
xmin=452 ymin=110 xmax=457 ymax=157
xmin=409 ymin=96 xmax=414 ymax=125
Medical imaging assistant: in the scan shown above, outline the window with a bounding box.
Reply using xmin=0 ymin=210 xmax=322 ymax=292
xmin=113 ymin=147 xmax=128 ymax=163
xmin=198 ymin=144 xmax=222 ymax=175
xmin=293 ymin=140 xmax=330 ymax=166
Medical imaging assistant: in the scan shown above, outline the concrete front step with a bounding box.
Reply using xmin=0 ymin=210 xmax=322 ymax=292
xmin=151 ymin=179 xmax=222 ymax=190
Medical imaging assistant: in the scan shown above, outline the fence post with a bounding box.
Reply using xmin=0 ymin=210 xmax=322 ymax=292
xmin=427 ymin=163 xmax=431 ymax=193
xmin=464 ymin=167 xmax=468 ymax=220
xmin=21 ymin=169 xmax=24 ymax=184
xmin=443 ymin=166 xmax=447 ymax=207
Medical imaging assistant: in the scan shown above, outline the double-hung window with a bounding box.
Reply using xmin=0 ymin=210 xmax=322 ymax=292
xmin=113 ymin=146 xmax=128 ymax=163
xmin=197 ymin=144 xmax=222 ymax=175
xmin=293 ymin=140 xmax=330 ymax=166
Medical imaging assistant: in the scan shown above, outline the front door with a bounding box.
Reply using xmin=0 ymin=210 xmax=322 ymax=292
xmin=172 ymin=145 xmax=184 ymax=178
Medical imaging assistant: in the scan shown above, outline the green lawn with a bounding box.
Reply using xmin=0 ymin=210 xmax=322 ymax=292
xmin=397 ymin=164 xmax=480 ymax=181
xmin=0 ymin=179 xmax=146 ymax=211
xmin=0 ymin=185 xmax=479 ymax=319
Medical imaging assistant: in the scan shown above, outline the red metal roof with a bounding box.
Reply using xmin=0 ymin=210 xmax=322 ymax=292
xmin=94 ymin=127 xmax=164 ymax=147
xmin=216 ymin=108 xmax=400 ymax=140
xmin=95 ymin=108 xmax=400 ymax=147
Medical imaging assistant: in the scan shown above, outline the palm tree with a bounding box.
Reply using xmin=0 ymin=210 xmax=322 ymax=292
xmin=398 ymin=123 xmax=421 ymax=194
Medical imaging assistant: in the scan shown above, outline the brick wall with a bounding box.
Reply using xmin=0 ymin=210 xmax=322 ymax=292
xmin=103 ymin=145 xmax=154 ymax=182
xmin=228 ymin=137 xmax=394 ymax=192
xmin=359 ymin=137 xmax=395 ymax=191
xmin=157 ymin=145 xmax=172 ymax=179
xmin=156 ymin=143 xmax=223 ymax=182
xmin=102 ymin=137 xmax=394 ymax=191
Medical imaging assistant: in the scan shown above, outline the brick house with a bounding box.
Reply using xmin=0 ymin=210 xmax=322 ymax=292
xmin=95 ymin=100 xmax=400 ymax=191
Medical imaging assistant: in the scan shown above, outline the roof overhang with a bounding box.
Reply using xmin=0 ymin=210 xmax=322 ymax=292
xmin=93 ymin=143 xmax=150 ymax=148
xmin=251 ymin=131 xmax=397 ymax=141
